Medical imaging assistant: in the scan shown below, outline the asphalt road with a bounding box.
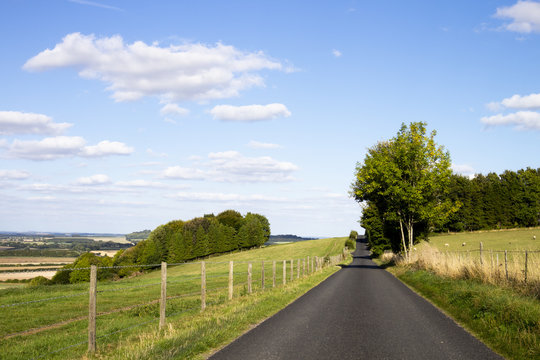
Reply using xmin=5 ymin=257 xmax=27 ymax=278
xmin=210 ymin=239 xmax=503 ymax=360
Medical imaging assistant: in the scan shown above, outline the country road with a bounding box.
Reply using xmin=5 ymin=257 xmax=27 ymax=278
xmin=210 ymin=239 xmax=502 ymax=360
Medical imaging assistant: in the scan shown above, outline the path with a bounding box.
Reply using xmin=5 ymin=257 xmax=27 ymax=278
xmin=210 ymin=239 xmax=502 ymax=359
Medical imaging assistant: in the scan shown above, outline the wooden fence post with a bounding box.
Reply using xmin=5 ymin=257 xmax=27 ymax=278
xmin=283 ymin=260 xmax=286 ymax=285
xmin=480 ymin=242 xmax=483 ymax=266
xmin=261 ymin=260 xmax=265 ymax=290
xmin=248 ymin=262 xmax=252 ymax=294
xmin=228 ymin=261 xmax=233 ymax=300
xmin=201 ymin=261 xmax=206 ymax=311
xmin=290 ymin=260 xmax=293 ymax=281
xmin=297 ymin=259 xmax=300 ymax=279
xmin=504 ymin=251 xmax=508 ymax=281
xmin=272 ymin=260 xmax=276 ymax=288
xmin=159 ymin=262 xmax=167 ymax=329
xmin=307 ymin=256 xmax=310 ymax=274
xmin=88 ymin=265 xmax=97 ymax=353
xmin=302 ymin=258 xmax=306 ymax=277
xmin=524 ymin=251 xmax=528 ymax=283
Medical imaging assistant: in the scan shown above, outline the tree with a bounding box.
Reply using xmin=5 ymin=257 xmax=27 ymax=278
xmin=352 ymin=122 xmax=456 ymax=258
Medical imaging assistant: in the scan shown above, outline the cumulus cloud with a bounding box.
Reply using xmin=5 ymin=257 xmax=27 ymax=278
xmin=247 ymin=140 xmax=282 ymax=149
xmin=76 ymin=174 xmax=111 ymax=185
xmin=495 ymin=1 xmax=540 ymax=33
xmin=163 ymin=166 xmax=207 ymax=180
xmin=500 ymin=93 xmax=540 ymax=109
xmin=208 ymin=151 xmax=297 ymax=182
xmin=167 ymin=191 xmax=286 ymax=202
xmin=80 ymin=140 xmax=134 ymax=157
xmin=209 ymin=103 xmax=291 ymax=122
xmin=0 ymin=169 xmax=31 ymax=180
xmin=0 ymin=111 xmax=72 ymax=135
xmin=332 ymin=49 xmax=342 ymax=57
xmin=4 ymin=136 xmax=134 ymax=160
xmin=160 ymin=103 xmax=189 ymax=117
xmin=481 ymin=111 xmax=540 ymax=130
xmin=24 ymin=33 xmax=283 ymax=102
xmin=452 ymin=164 xmax=476 ymax=177
xmin=162 ymin=151 xmax=297 ymax=183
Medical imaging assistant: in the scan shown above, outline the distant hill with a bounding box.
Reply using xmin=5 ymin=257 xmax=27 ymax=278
xmin=266 ymin=234 xmax=318 ymax=244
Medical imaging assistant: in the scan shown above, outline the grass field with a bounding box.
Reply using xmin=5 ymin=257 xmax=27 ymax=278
xmin=0 ymin=237 xmax=348 ymax=360
xmin=428 ymin=227 xmax=540 ymax=251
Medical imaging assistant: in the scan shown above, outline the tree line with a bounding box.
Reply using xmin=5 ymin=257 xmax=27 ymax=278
xmin=50 ymin=210 xmax=270 ymax=284
xmin=352 ymin=122 xmax=540 ymax=256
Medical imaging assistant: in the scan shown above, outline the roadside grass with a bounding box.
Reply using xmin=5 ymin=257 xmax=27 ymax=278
xmin=376 ymin=228 xmax=540 ymax=360
xmin=0 ymin=237 xmax=347 ymax=360
xmin=385 ymin=265 xmax=540 ymax=360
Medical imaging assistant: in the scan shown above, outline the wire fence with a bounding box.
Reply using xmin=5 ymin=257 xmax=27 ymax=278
xmin=1 ymin=250 xmax=348 ymax=360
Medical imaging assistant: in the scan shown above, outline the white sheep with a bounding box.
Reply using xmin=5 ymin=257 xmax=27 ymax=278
xmin=462 ymin=242 xmax=466 ymax=246
xmin=534 ymin=235 xmax=537 ymax=240
xmin=444 ymin=243 xmax=449 ymax=247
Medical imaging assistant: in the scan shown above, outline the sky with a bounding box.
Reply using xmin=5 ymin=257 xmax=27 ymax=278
xmin=1 ymin=0 xmax=539 ymax=237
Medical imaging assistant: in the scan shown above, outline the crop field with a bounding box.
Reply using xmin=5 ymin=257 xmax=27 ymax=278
xmin=0 ymin=237 xmax=347 ymax=360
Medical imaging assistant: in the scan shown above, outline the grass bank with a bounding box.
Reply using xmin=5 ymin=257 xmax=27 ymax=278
xmin=1 ymin=237 xmax=348 ymax=359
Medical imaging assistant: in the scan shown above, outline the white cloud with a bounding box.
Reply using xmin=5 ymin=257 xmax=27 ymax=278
xmin=481 ymin=111 xmax=540 ymax=130
xmin=7 ymin=136 xmax=86 ymax=160
xmin=208 ymin=151 xmax=298 ymax=182
xmin=163 ymin=166 xmax=207 ymax=180
xmin=162 ymin=151 xmax=298 ymax=183
xmin=167 ymin=191 xmax=287 ymax=202
xmin=160 ymin=103 xmax=189 ymax=117
xmin=76 ymin=174 xmax=111 ymax=185
xmin=24 ymin=33 xmax=283 ymax=102
xmin=500 ymin=93 xmax=540 ymax=109
xmin=332 ymin=49 xmax=342 ymax=57
xmin=146 ymin=148 xmax=168 ymax=158
xmin=495 ymin=1 xmax=540 ymax=33
xmin=4 ymin=136 xmax=134 ymax=160
xmin=80 ymin=140 xmax=134 ymax=157
xmin=247 ymin=140 xmax=282 ymax=149
xmin=68 ymin=0 xmax=123 ymax=11
xmin=0 ymin=111 xmax=72 ymax=135
xmin=115 ymin=179 xmax=166 ymax=188
xmin=209 ymin=103 xmax=291 ymax=122
xmin=0 ymin=169 xmax=31 ymax=180
xmin=452 ymin=164 xmax=476 ymax=177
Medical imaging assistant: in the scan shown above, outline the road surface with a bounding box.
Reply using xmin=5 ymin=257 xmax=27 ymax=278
xmin=210 ymin=239 xmax=502 ymax=359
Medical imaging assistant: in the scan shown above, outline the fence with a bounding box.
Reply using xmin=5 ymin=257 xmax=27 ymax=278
xmin=409 ymin=242 xmax=540 ymax=287
xmin=0 ymin=252 xmax=347 ymax=359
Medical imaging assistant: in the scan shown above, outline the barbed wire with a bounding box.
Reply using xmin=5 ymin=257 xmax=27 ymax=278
xmin=31 ymin=338 xmax=88 ymax=360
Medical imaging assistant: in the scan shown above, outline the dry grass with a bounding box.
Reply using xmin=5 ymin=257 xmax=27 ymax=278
xmin=397 ymin=244 xmax=540 ymax=299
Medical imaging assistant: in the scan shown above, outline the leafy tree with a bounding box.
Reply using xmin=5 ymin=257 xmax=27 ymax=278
xmin=352 ymin=122 xmax=456 ymax=258
xmin=216 ymin=210 xmax=244 ymax=232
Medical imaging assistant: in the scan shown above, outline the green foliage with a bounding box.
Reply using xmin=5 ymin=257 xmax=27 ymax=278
xmin=28 ymin=276 xmax=51 ymax=286
xmin=352 ymin=122 xmax=455 ymax=256
xmin=345 ymin=230 xmax=358 ymax=250
xmin=112 ymin=210 xmax=270 ymax=273
xmin=439 ymin=168 xmax=540 ymax=232
xmin=67 ymin=252 xmax=113 ymax=283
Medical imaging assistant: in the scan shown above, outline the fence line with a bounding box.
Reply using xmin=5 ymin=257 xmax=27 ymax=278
xmin=2 ymin=250 xmax=349 ymax=359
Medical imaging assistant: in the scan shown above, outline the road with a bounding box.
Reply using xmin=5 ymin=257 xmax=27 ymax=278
xmin=210 ymin=239 xmax=502 ymax=360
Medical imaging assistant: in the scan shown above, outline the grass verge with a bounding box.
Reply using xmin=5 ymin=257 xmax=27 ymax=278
xmin=381 ymin=262 xmax=540 ymax=360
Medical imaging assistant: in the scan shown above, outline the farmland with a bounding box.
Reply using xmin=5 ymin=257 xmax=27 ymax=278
xmin=0 ymin=236 xmax=348 ymax=360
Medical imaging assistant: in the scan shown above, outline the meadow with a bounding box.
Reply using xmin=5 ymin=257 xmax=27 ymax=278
xmin=0 ymin=236 xmax=348 ymax=360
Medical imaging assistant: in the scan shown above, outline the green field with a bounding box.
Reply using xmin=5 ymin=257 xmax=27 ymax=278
xmin=427 ymin=227 xmax=540 ymax=251
xmin=0 ymin=237 xmax=348 ymax=360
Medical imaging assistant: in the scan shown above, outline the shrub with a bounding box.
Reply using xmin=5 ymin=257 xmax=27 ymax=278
xmin=28 ymin=276 xmax=51 ymax=286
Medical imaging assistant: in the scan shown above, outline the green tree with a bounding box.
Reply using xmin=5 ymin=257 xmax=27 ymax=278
xmin=352 ymin=122 xmax=456 ymax=258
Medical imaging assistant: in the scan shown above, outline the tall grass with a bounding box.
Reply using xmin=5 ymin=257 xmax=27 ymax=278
xmin=398 ymin=244 xmax=540 ymax=299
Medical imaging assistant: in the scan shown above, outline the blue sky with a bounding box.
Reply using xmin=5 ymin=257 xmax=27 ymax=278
xmin=1 ymin=0 xmax=539 ymax=236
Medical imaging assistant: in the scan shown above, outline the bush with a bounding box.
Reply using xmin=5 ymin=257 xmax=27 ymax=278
xmin=346 ymin=230 xmax=358 ymax=250
xmin=28 ymin=276 xmax=51 ymax=286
